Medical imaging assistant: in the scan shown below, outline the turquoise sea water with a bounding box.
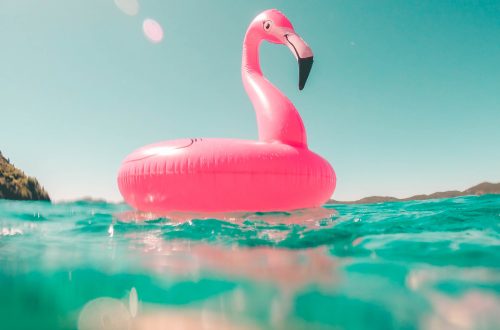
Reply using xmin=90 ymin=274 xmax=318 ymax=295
xmin=1 ymin=195 xmax=499 ymax=330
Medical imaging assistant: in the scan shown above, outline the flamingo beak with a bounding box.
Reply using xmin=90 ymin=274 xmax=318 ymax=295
xmin=284 ymin=33 xmax=314 ymax=90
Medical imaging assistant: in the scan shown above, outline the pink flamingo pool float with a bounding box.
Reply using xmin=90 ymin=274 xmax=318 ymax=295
xmin=118 ymin=9 xmax=336 ymax=212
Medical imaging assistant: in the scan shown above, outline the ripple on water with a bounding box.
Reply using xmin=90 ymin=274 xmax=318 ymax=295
xmin=0 ymin=195 xmax=499 ymax=329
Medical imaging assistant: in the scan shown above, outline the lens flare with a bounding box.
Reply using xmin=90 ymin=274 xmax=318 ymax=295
xmin=143 ymin=19 xmax=164 ymax=44
xmin=114 ymin=0 xmax=139 ymax=16
xmin=78 ymin=297 xmax=131 ymax=330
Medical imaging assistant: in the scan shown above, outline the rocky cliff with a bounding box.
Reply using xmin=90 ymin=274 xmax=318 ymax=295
xmin=0 ymin=151 xmax=50 ymax=201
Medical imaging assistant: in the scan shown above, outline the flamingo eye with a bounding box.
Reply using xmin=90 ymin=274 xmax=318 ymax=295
xmin=263 ymin=20 xmax=273 ymax=32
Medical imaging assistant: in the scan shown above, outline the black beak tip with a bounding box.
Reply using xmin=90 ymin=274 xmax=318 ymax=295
xmin=298 ymin=56 xmax=314 ymax=91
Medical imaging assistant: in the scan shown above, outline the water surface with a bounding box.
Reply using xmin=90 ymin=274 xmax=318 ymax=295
xmin=1 ymin=195 xmax=499 ymax=329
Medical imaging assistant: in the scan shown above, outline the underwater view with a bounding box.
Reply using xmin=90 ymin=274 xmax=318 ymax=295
xmin=1 ymin=195 xmax=499 ymax=330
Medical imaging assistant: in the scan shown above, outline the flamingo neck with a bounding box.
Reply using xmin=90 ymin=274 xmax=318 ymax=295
xmin=241 ymin=29 xmax=307 ymax=148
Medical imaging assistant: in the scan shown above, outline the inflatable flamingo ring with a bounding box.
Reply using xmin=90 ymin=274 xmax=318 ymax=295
xmin=118 ymin=9 xmax=336 ymax=212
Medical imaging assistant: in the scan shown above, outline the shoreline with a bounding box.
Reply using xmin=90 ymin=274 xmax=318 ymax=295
xmin=328 ymin=182 xmax=500 ymax=205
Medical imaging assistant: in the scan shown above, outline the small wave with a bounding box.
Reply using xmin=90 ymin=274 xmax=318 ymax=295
xmin=0 ymin=195 xmax=499 ymax=329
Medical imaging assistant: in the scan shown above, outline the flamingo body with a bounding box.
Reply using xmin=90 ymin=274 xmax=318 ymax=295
xmin=117 ymin=9 xmax=336 ymax=212
xmin=118 ymin=138 xmax=334 ymax=212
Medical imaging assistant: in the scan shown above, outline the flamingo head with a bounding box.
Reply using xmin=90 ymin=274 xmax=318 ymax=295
xmin=251 ymin=9 xmax=314 ymax=90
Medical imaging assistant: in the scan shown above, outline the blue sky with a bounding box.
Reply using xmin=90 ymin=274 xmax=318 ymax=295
xmin=1 ymin=0 xmax=499 ymax=201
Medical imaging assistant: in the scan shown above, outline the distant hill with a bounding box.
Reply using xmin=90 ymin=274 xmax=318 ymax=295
xmin=328 ymin=182 xmax=500 ymax=205
xmin=0 ymin=151 xmax=50 ymax=201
